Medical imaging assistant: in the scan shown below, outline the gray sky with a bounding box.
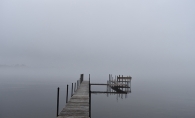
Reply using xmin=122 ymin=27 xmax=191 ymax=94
xmin=1 ymin=0 xmax=195 ymax=77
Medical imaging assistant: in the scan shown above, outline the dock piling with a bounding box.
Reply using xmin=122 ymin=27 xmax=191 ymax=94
xmin=66 ymin=85 xmax=68 ymax=103
xmin=122 ymin=75 xmax=123 ymax=91
xmin=77 ymin=80 xmax=78 ymax=88
xmin=74 ymin=82 xmax=76 ymax=92
xmin=71 ymin=83 xmax=73 ymax=97
xmin=89 ymin=74 xmax=91 ymax=118
xmin=56 ymin=87 xmax=59 ymax=117
xmin=80 ymin=74 xmax=84 ymax=84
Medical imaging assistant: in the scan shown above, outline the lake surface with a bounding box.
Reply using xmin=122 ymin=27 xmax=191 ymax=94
xmin=1 ymin=68 xmax=195 ymax=118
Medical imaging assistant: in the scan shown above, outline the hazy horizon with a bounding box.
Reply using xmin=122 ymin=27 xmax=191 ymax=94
xmin=1 ymin=0 xmax=195 ymax=79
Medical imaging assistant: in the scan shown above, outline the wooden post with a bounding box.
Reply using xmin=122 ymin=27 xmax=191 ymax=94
xmin=76 ymin=80 xmax=78 ymax=89
xmin=74 ymin=82 xmax=76 ymax=92
xmin=56 ymin=87 xmax=59 ymax=117
xmin=82 ymin=74 xmax=84 ymax=82
xmin=122 ymin=75 xmax=123 ymax=91
xmin=71 ymin=83 xmax=73 ymax=97
xmin=77 ymin=80 xmax=79 ymax=88
xmin=130 ymin=77 xmax=131 ymax=92
xmin=109 ymin=79 xmax=111 ymax=92
xmin=89 ymin=74 xmax=91 ymax=118
xmin=66 ymin=85 xmax=68 ymax=103
xmin=80 ymin=75 xmax=81 ymax=84
xmin=80 ymin=74 xmax=84 ymax=84
xmin=107 ymin=81 xmax=108 ymax=97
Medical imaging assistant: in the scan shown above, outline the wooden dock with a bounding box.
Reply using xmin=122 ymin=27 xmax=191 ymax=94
xmin=57 ymin=81 xmax=89 ymax=118
xmin=56 ymin=74 xmax=132 ymax=117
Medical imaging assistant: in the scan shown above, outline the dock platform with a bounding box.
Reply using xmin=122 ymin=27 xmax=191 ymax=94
xmin=57 ymin=81 xmax=89 ymax=118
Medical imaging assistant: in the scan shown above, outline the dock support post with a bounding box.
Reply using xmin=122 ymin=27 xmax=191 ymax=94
xmin=66 ymin=85 xmax=68 ymax=103
xmin=75 ymin=82 xmax=78 ymax=90
xmin=130 ymin=78 xmax=131 ymax=92
xmin=122 ymin=75 xmax=123 ymax=91
xmin=107 ymin=81 xmax=109 ymax=93
xmin=71 ymin=83 xmax=73 ymax=97
xmin=74 ymin=82 xmax=76 ymax=92
xmin=80 ymin=74 xmax=84 ymax=84
xmin=77 ymin=80 xmax=79 ymax=88
xmin=56 ymin=87 xmax=59 ymax=117
xmin=89 ymin=74 xmax=91 ymax=118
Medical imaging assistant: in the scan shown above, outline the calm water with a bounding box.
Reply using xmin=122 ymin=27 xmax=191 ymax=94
xmin=1 ymin=68 xmax=195 ymax=118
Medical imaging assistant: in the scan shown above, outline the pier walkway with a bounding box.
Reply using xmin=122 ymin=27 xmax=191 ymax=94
xmin=57 ymin=81 xmax=89 ymax=118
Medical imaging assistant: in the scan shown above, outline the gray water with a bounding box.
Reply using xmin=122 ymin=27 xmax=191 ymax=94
xmin=1 ymin=68 xmax=195 ymax=118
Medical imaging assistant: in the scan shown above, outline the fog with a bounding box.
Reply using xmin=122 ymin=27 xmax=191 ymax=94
xmin=1 ymin=0 xmax=195 ymax=79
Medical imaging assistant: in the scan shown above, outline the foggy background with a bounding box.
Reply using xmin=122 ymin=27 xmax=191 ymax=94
xmin=1 ymin=0 xmax=195 ymax=78
xmin=1 ymin=1 xmax=195 ymax=118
